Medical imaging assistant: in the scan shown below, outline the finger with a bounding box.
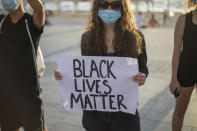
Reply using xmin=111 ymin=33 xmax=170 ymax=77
xmin=133 ymin=78 xmax=139 ymax=82
xmin=138 ymin=77 xmax=146 ymax=81
xmin=139 ymin=75 xmax=146 ymax=78
xmin=133 ymin=75 xmax=138 ymax=79
xmin=133 ymin=75 xmax=143 ymax=79
xmin=55 ymin=70 xmax=61 ymax=74
xmin=55 ymin=72 xmax=61 ymax=76
xmin=135 ymin=74 xmax=146 ymax=79
xmin=138 ymin=76 xmax=146 ymax=80
xmin=170 ymin=88 xmax=174 ymax=94
xmin=56 ymin=73 xmax=62 ymax=77
xmin=139 ymin=82 xmax=145 ymax=86
xmin=54 ymin=74 xmax=63 ymax=80
xmin=54 ymin=71 xmax=62 ymax=77
xmin=135 ymin=80 xmax=145 ymax=85
xmin=135 ymin=78 xmax=146 ymax=81
xmin=170 ymin=86 xmax=175 ymax=94
xmin=55 ymin=75 xmax=61 ymax=79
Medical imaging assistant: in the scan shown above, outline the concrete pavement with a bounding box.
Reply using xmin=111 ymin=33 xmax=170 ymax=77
xmin=39 ymin=16 xmax=197 ymax=131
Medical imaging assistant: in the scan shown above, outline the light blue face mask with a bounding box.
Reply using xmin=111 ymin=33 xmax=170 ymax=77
xmin=98 ymin=9 xmax=121 ymax=25
xmin=1 ymin=0 xmax=19 ymax=11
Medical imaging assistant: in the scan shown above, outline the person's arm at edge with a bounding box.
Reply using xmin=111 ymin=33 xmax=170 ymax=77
xmin=170 ymin=14 xmax=185 ymax=93
xmin=27 ymin=0 xmax=45 ymax=29
xmin=138 ymin=33 xmax=149 ymax=77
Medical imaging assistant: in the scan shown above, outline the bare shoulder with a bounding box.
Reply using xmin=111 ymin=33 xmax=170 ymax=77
xmin=176 ymin=14 xmax=186 ymax=28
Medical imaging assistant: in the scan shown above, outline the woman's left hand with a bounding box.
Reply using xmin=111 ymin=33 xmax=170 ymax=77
xmin=133 ymin=73 xmax=147 ymax=86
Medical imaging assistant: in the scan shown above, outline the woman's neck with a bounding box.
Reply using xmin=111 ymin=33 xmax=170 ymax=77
xmin=104 ymin=23 xmax=115 ymax=33
xmin=104 ymin=23 xmax=116 ymax=53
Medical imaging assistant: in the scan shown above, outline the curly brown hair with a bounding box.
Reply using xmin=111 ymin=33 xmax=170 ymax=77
xmin=82 ymin=0 xmax=143 ymax=58
xmin=185 ymin=0 xmax=197 ymax=9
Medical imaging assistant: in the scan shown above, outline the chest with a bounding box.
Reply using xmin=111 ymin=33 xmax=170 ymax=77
xmin=0 ymin=22 xmax=29 ymax=48
xmin=0 ymin=22 xmax=31 ymax=59
xmin=104 ymin=36 xmax=115 ymax=53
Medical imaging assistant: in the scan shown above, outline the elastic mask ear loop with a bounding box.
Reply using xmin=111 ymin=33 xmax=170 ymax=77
xmin=0 ymin=15 xmax=7 ymax=35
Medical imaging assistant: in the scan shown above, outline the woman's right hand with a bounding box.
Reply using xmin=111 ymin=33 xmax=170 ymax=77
xmin=169 ymin=78 xmax=181 ymax=94
xmin=54 ymin=70 xmax=63 ymax=80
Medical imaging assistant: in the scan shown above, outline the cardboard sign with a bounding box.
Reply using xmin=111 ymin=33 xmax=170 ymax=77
xmin=58 ymin=56 xmax=139 ymax=114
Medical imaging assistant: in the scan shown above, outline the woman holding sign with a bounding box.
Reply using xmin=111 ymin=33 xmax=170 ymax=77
xmin=169 ymin=0 xmax=197 ymax=131
xmin=55 ymin=0 xmax=148 ymax=130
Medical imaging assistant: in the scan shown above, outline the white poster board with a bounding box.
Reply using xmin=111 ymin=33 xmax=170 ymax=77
xmin=58 ymin=56 xmax=139 ymax=115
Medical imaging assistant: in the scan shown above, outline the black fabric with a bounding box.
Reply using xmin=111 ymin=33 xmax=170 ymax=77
xmin=177 ymin=11 xmax=197 ymax=87
xmin=0 ymin=13 xmax=44 ymax=130
xmin=0 ymin=94 xmax=44 ymax=131
xmin=83 ymin=110 xmax=141 ymax=131
xmin=137 ymin=34 xmax=148 ymax=76
xmin=0 ymin=13 xmax=43 ymax=95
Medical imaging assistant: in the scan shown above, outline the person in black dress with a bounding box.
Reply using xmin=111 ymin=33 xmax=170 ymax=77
xmin=169 ymin=0 xmax=197 ymax=131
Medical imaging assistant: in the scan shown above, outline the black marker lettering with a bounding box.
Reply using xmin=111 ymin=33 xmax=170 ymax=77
xmin=73 ymin=59 xmax=82 ymax=77
xmin=90 ymin=60 xmax=100 ymax=78
xmin=107 ymin=60 xmax=116 ymax=79
xmin=109 ymin=95 xmax=117 ymax=110
xmin=117 ymin=95 xmax=127 ymax=110
xmin=99 ymin=60 xmax=107 ymax=78
xmin=103 ymin=80 xmax=112 ymax=94
xmin=71 ymin=93 xmax=83 ymax=109
xmin=74 ymin=79 xmax=82 ymax=92
xmin=90 ymin=94 xmax=98 ymax=109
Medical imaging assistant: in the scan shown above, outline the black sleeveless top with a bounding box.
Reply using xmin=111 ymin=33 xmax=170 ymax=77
xmin=0 ymin=13 xmax=43 ymax=96
xmin=178 ymin=12 xmax=197 ymax=76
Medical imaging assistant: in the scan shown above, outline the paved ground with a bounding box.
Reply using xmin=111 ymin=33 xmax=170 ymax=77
xmin=38 ymin=16 xmax=197 ymax=131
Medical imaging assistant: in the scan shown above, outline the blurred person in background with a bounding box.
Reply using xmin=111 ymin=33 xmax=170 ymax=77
xmin=55 ymin=0 xmax=149 ymax=130
xmin=148 ymin=13 xmax=160 ymax=28
xmin=136 ymin=12 xmax=147 ymax=29
xmin=45 ymin=10 xmax=53 ymax=26
xmin=163 ymin=10 xmax=168 ymax=26
xmin=169 ymin=0 xmax=197 ymax=131
xmin=0 ymin=0 xmax=48 ymax=131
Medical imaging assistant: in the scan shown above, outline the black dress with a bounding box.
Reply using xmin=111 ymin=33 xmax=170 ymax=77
xmin=0 ymin=13 xmax=45 ymax=130
xmin=177 ymin=12 xmax=197 ymax=87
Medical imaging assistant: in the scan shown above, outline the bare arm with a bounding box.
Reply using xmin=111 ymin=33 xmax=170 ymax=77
xmin=170 ymin=15 xmax=185 ymax=92
xmin=172 ymin=15 xmax=185 ymax=80
xmin=27 ymin=0 xmax=45 ymax=29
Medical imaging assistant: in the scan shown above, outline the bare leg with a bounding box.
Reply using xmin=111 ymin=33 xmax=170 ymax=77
xmin=12 ymin=124 xmax=47 ymax=131
xmin=1 ymin=127 xmax=20 ymax=131
xmin=43 ymin=124 xmax=48 ymax=131
xmin=172 ymin=86 xmax=194 ymax=131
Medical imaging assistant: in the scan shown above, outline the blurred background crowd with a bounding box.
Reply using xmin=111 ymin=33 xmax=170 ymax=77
xmin=0 ymin=0 xmax=187 ymax=28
